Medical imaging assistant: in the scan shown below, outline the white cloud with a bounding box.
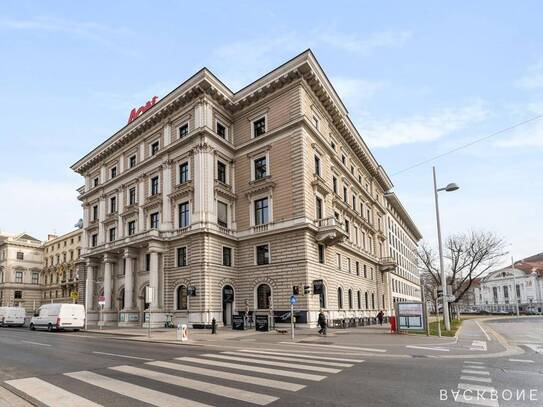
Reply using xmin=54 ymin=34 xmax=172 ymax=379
xmin=515 ymin=61 xmax=543 ymax=90
xmin=331 ymin=76 xmax=386 ymax=111
xmin=0 ymin=179 xmax=81 ymax=240
xmin=317 ymin=29 xmax=412 ymax=54
xmin=358 ymin=102 xmax=490 ymax=148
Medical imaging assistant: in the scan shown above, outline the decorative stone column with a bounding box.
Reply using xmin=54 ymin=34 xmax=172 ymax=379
xmin=145 ymin=242 xmax=166 ymax=328
xmin=101 ymin=254 xmax=118 ymax=327
xmin=119 ymin=248 xmax=139 ymax=327
xmin=84 ymin=260 xmax=99 ymax=327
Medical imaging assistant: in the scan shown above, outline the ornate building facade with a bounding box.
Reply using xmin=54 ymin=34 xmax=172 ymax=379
xmin=72 ymin=50 xmax=422 ymax=328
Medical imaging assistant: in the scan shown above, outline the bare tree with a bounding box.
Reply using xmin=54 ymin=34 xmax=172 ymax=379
xmin=418 ymin=231 xmax=507 ymax=304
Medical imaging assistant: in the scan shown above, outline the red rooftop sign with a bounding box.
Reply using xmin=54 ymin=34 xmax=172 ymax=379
xmin=128 ymin=96 xmax=158 ymax=124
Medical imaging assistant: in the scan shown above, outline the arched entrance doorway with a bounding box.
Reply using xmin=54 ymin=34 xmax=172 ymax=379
xmin=118 ymin=288 xmax=125 ymax=311
xmin=222 ymin=285 xmax=234 ymax=326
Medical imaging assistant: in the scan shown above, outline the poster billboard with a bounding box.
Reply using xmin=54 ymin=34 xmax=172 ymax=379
xmin=396 ymin=302 xmax=425 ymax=331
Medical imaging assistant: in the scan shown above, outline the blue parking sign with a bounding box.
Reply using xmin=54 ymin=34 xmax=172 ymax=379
xmin=290 ymin=295 xmax=297 ymax=305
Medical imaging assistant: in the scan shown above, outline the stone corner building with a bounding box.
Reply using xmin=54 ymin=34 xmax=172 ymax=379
xmin=71 ymin=50 xmax=422 ymax=328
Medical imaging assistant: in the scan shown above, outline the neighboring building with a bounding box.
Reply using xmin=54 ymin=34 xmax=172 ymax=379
xmin=0 ymin=233 xmax=43 ymax=310
xmin=71 ymin=50 xmax=422 ymax=328
xmin=42 ymin=230 xmax=83 ymax=304
xmin=474 ymin=253 xmax=543 ymax=313
xmin=385 ymin=193 xmax=423 ymax=304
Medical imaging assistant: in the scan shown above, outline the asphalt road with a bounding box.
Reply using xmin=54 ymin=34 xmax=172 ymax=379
xmin=0 ymin=318 xmax=542 ymax=407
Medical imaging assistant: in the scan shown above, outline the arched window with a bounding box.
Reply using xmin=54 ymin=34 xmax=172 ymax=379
xmin=257 ymin=284 xmax=271 ymax=309
xmin=337 ymin=287 xmax=343 ymax=309
xmin=118 ymin=288 xmax=125 ymax=310
xmin=365 ymin=291 xmax=369 ymax=309
xmin=176 ymin=285 xmax=188 ymax=310
xmin=348 ymin=289 xmax=353 ymax=309
xmin=371 ymin=292 xmax=375 ymax=309
xmin=357 ymin=290 xmax=361 ymax=309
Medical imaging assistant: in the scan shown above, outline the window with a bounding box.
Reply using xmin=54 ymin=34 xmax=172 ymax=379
xmin=331 ymin=140 xmax=336 ymax=150
xmin=179 ymin=123 xmax=189 ymax=138
xmin=343 ymin=186 xmax=348 ymax=202
xmin=129 ymin=187 xmax=136 ymax=205
xmin=348 ymin=289 xmax=353 ymax=309
xmin=177 ymin=247 xmax=187 ymax=267
xmin=92 ymin=205 xmax=98 ymax=221
xmin=14 ymin=291 xmax=22 ymax=299
xmin=151 ymin=141 xmax=159 ymax=156
xmin=150 ymin=212 xmax=159 ymax=229
xmin=110 ymin=166 xmax=117 ymax=179
xmin=336 ymin=253 xmax=341 ymax=270
xmin=341 ymin=154 xmax=346 ymax=165
xmin=151 ymin=176 xmax=160 ymax=195
xmin=318 ymin=244 xmax=325 ymax=264
xmin=129 ymin=155 xmax=136 ymax=168
xmin=347 ymin=257 xmax=351 ymax=273
xmin=337 ymin=288 xmax=343 ymax=309
xmin=109 ymin=227 xmax=116 ymax=242
xmin=91 ymin=234 xmax=98 ymax=247
xmin=332 ymin=176 xmax=338 ymax=194
xmin=128 ymin=220 xmax=136 ymax=236
xmin=365 ymin=291 xmax=369 ymax=309
xmin=312 ymin=115 xmax=319 ymax=129
xmin=356 ymin=261 xmax=360 ymax=276
xmin=178 ymin=202 xmax=189 ymax=228
xmin=223 ymin=247 xmax=232 ymax=266
xmin=176 ymin=285 xmax=187 ymax=310
xmin=256 ymin=284 xmax=271 ymax=308
xmin=16 ymin=252 xmax=24 ymax=260
xmin=110 ymin=196 xmax=117 ymax=213
xmin=217 ymin=161 xmax=226 ymax=183
xmin=216 ymin=122 xmax=226 ymax=138
xmin=254 ymin=198 xmax=269 ymax=225
xmin=179 ymin=162 xmax=189 ymax=183
xmin=352 ymin=195 xmax=356 ymax=210
xmin=314 ymin=155 xmax=321 ymax=176
xmin=315 ymin=196 xmax=323 ymax=219
xmin=319 ymin=284 xmax=326 ymax=308
xmin=254 ymin=157 xmax=267 ymax=180
xmin=15 ymin=271 xmax=23 ymax=283
xmin=357 ymin=290 xmax=361 ymax=309
xmin=217 ymin=201 xmax=228 ymax=228
xmin=93 ymin=177 xmax=99 ymax=187
xmin=256 ymin=244 xmax=270 ymax=265
xmin=345 ymin=219 xmax=350 ymax=234
xmin=145 ymin=254 xmax=151 ymax=271
xmin=253 ymin=117 xmax=266 ymax=137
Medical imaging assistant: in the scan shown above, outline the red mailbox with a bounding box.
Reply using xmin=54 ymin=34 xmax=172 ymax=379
xmin=389 ymin=316 xmax=397 ymax=333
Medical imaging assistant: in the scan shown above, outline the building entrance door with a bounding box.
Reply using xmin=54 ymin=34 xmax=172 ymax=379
xmin=222 ymin=285 xmax=234 ymax=326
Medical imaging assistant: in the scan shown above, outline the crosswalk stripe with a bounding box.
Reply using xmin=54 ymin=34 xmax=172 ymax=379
xmin=147 ymin=361 xmax=305 ymax=392
xmin=65 ymin=371 xmax=212 ymax=407
xmin=454 ymin=394 xmax=498 ymax=407
xmin=5 ymin=377 xmax=103 ymax=407
xmin=221 ymin=351 xmax=353 ymax=367
xmin=279 ymin=342 xmax=387 ymax=353
xmin=110 ymin=365 xmax=277 ymax=405
xmin=459 ymin=376 xmax=492 ymax=383
xmin=464 ymin=361 xmax=485 ymax=365
xmin=176 ymin=357 xmax=326 ymax=381
xmin=508 ymin=358 xmax=534 ymax=363
xmin=461 ymin=370 xmax=490 ymax=376
xmin=457 ymin=383 xmax=496 ymax=393
xmin=462 ymin=365 xmax=486 ymax=370
xmin=238 ymin=349 xmax=364 ymax=363
xmin=199 ymin=353 xmax=341 ymax=373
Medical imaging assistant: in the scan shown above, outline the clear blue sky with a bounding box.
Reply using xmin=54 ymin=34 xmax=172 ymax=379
xmin=0 ymin=1 xmax=541 ymax=263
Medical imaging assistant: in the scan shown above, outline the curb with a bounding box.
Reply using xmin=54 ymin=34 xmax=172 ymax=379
xmin=0 ymin=384 xmax=37 ymax=407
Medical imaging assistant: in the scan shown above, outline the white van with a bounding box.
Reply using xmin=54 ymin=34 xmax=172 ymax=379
xmin=0 ymin=307 xmax=26 ymax=327
xmin=30 ymin=304 xmax=85 ymax=332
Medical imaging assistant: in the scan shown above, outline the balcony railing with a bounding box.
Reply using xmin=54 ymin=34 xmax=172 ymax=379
xmin=378 ymin=257 xmax=397 ymax=272
xmin=314 ymin=217 xmax=348 ymax=246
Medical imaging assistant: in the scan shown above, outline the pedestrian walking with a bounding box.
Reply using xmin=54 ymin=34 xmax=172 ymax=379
xmin=377 ymin=310 xmax=384 ymax=326
xmin=317 ymin=310 xmax=327 ymax=335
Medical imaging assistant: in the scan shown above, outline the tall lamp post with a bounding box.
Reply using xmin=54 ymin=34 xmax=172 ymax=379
xmin=432 ymin=166 xmax=459 ymax=331
xmin=511 ymin=256 xmax=520 ymax=317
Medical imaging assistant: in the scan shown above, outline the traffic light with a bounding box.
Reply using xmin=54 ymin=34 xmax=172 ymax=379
xmin=303 ymin=285 xmax=311 ymax=295
xmin=292 ymin=285 xmax=300 ymax=295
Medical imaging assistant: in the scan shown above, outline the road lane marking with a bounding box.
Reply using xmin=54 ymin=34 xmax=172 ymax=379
xmin=199 ymin=353 xmax=341 ymax=373
xmin=474 ymin=321 xmax=491 ymax=341
xmin=525 ymin=344 xmax=543 ymax=355
xmin=461 ymin=365 xmax=486 ymax=370
xmin=21 ymin=340 xmax=52 ymax=347
xmin=65 ymin=371 xmax=211 ymax=407
xmin=461 ymin=369 xmax=490 ymax=375
xmin=92 ymin=351 xmax=153 ymax=361
xmin=454 ymin=393 xmax=498 ymax=407
xmin=6 ymin=377 xmax=103 ymax=407
xmin=459 ymin=375 xmax=492 ymax=383
xmin=464 ymin=361 xmax=484 ymax=365
xmin=176 ymin=357 xmax=326 ymax=381
xmin=221 ymin=351 xmax=353 ymax=367
xmin=508 ymin=358 xmax=534 ymax=363
xmin=237 ymin=349 xmax=364 ymax=362
xmin=470 ymin=340 xmax=488 ymax=351
xmin=147 ymin=361 xmax=305 ymax=392
xmin=279 ymin=342 xmax=387 ymax=353
xmin=405 ymin=345 xmax=450 ymax=352
xmin=457 ymin=383 xmax=496 ymax=393
xmin=111 ymin=365 xmax=277 ymax=405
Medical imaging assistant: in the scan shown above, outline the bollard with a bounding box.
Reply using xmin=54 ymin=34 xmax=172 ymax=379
xmin=211 ymin=318 xmax=217 ymax=334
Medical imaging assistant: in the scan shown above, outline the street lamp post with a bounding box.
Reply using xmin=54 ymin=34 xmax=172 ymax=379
xmin=511 ymin=256 xmax=520 ymax=317
xmin=432 ymin=166 xmax=459 ymax=332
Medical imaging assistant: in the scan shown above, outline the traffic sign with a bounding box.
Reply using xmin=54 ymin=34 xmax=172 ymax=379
xmin=70 ymin=291 xmax=79 ymax=301
xmin=290 ymin=295 xmax=297 ymax=305
xmin=98 ymin=295 xmax=105 ymax=305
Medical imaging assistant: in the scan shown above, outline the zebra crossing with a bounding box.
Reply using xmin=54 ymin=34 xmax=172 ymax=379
xmin=4 ymin=348 xmax=365 ymax=406
xmin=454 ymin=361 xmax=498 ymax=407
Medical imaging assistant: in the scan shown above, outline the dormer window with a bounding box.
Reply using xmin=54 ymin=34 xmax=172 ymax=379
xmin=216 ymin=122 xmax=226 ymax=139
xmin=179 ymin=123 xmax=189 ymax=138
xmin=253 ymin=117 xmax=266 ymax=137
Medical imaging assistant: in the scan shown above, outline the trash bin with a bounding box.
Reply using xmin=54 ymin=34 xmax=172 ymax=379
xmin=389 ymin=316 xmax=397 ymax=333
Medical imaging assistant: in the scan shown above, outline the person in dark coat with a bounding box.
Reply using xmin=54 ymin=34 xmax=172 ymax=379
xmin=317 ymin=310 xmax=327 ymax=335
xmin=377 ymin=310 xmax=384 ymax=325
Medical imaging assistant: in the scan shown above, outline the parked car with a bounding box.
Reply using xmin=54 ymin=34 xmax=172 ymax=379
xmin=0 ymin=307 xmax=26 ymax=327
xmin=29 ymin=304 xmax=85 ymax=332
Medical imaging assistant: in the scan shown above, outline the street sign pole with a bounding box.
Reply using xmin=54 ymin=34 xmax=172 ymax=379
xmin=291 ymin=302 xmax=294 ymax=340
xmin=435 ymin=298 xmax=441 ymax=337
